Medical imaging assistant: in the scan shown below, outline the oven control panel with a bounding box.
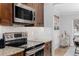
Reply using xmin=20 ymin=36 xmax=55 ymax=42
xmin=3 ymin=32 xmax=27 ymax=41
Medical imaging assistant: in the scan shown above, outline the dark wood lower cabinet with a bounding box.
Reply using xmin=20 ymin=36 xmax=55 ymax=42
xmin=44 ymin=41 xmax=52 ymax=56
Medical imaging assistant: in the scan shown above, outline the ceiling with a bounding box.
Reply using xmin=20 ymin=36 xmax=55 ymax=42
xmin=53 ymin=3 xmax=79 ymax=15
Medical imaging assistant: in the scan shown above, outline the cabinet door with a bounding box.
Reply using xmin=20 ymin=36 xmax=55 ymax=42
xmin=0 ymin=3 xmax=12 ymax=26
xmin=44 ymin=41 xmax=52 ymax=56
xmin=34 ymin=3 xmax=44 ymax=27
xmin=37 ymin=4 xmax=44 ymax=26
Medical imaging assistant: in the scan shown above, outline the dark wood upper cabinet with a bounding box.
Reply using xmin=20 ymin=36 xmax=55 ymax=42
xmin=44 ymin=41 xmax=52 ymax=56
xmin=0 ymin=3 xmax=44 ymax=26
xmin=0 ymin=3 xmax=12 ymax=26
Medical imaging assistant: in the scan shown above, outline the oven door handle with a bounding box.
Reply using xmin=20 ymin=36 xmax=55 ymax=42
xmin=34 ymin=45 xmax=45 ymax=52
xmin=26 ymin=45 xmax=45 ymax=56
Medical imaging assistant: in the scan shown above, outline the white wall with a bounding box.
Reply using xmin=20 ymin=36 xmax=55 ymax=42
xmin=60 ymin=12 xmax=79 ymax=46
xmin=0 ymin=26 xmax=52 ymax=42
xmin=44 ymin=3 xmax=60 ymax=27
xmin=53 ymin=30 xmax=60 ymax=49
xmin=44 ymin=3 xmax=53 ymax=27
xmin=44 ymin=3 xmax=79 ymax=48
xmin=44 ymin=3 xmax=60 ymax=49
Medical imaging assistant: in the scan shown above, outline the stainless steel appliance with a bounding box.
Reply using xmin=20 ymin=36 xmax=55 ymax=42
xmin=14 ymin=3 xmax=35 ymax=24
xmin=4 ymin=32 xmax=45 ymax=56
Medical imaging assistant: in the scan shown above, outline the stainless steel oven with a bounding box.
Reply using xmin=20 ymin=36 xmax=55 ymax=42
xmin=4 ymin=32 xmax=45 ymax=56
xmin=26 ymin=43 xmax=45 ymax=56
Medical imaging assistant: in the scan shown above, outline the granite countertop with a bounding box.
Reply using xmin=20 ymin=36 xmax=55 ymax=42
xmin=39 ymin=40 xmax=52 ymax=42
xmin=20 ymin=40 xmax=45 ymax=48
xmin=28 ymin=39 xmax=52 ymax=43
xmin=0 ymin=46 xmax=24 ymax=56
xmin=0 ymin=40 xmax=52 ymax=56
xmin=15 ymin=40 xmax=52 ymax=49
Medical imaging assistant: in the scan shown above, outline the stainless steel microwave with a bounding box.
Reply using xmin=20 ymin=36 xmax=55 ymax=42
xmin=14 ymin=3 xmax=35 ymax=24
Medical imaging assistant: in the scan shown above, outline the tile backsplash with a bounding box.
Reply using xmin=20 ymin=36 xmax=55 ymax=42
xmin=0 ymin=26 xmax=52 ymax=41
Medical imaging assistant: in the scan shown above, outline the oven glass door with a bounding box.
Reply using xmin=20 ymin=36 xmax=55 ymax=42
xmin=35 ymin=49 xmax=44 ymax=56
